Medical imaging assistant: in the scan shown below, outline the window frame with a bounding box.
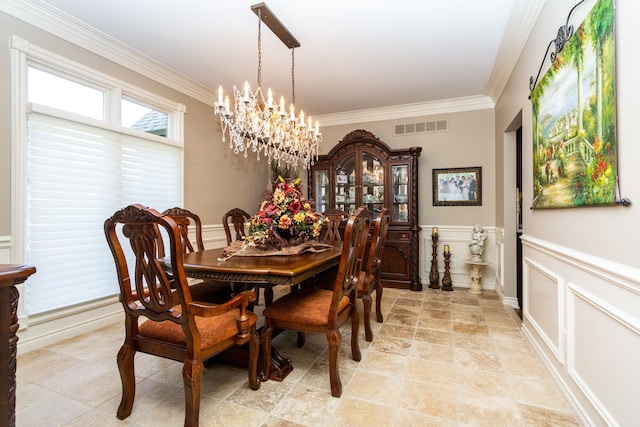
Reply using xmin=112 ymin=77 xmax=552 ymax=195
xmin=11 ymin=35 xmax=186 ymax=321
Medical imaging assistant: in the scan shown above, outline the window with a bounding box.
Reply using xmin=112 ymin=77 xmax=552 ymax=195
xmin=13 ymin=39 xmax=185 ymax=316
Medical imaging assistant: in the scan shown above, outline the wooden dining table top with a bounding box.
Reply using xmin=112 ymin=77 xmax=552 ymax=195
xmin=180 ymin=242 xmax=342 ymax=286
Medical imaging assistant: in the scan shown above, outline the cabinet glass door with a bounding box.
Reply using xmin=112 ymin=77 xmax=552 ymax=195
xmin=392 ymin=165 xmax=409 ymax=222
xmin=335 ymin=154 xmax=357 ymax=214
xmin=314 ymin=169 xmax=329 ymax=213
xmin=361 ymin=152 xmax=384 ymax=218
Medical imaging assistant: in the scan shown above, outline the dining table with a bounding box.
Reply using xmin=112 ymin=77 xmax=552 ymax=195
xmin=179 ymin=241 xmax=343 ymax=381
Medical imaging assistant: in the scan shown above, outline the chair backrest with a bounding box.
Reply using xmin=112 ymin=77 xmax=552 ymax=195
xmin=104 ymin=204 xmax=191 ymax=324
xmin=364 ymin=208 xmax=391 ymax=279
xmin=322 ymin=208 xmax=348 ymax=243
xmin=162 ymin=207 xmax=204 ymax=253
xmin=329 ymin=207 xmax=370 ymax=321
xmin=223 ymin=208 xmax=251 ymax=246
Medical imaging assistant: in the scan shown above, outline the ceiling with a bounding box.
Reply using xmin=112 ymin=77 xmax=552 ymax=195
xmin=40 ymin=0 xmax=541 ymax=118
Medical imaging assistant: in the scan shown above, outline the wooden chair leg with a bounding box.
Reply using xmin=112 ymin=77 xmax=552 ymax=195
xmin=248 ymin=328 xmax=261 ymax=390
xmin=116 ymin=344 xmax=135 ymax=420
xmin=182 ymin=357 xmax=204 ymax=427
xmin=362 ymin=293 xmax=373 ymax=342
xmin=261 ymin=325 xmax=274 ymax=381
xmin=351 ymin=310 xmax=361 ymax=362
xmin=327 ymin=330 xmax=342 ymax=397
xmin=375 ymin=282 xmax=384 ymax=323
xmin=296 ymin=332 xmax=306 ymax=348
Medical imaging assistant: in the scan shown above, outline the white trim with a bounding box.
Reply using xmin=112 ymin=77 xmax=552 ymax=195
xmin=316 ymin=95 xmax=495 ymax=126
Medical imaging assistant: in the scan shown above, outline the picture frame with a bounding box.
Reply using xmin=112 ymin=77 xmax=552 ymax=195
xmin=432 ymin=167 xmax=482 ymax=206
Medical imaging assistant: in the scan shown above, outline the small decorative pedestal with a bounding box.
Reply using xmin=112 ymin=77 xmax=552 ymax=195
xmin=466 ymin=260 xmax=490 ymax=295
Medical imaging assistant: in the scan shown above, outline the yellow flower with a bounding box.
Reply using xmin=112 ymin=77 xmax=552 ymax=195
xmin=293 ymin=212 xmax=305 ymax=223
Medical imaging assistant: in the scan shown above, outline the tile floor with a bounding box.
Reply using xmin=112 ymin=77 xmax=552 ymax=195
xmin=16 ymin=287 xmax=580 ymax=426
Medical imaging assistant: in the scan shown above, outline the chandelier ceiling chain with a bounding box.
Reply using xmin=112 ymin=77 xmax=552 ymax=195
xmin=214 ymin=2 xmax=321 ymax=170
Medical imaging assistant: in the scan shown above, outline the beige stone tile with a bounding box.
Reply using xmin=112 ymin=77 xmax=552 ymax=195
xmin=500 ymin=354 xmax=550 ymax=379
xmin=410 ymin=341 xmax=454 ymax=363
xmin=344 ymin=370 xmax=403 ymax=406
xmin=452 ymin=321 xmax=491 ymax=336
xmin=449 ymin=296 xmax=480 ymax=306
xmin=389 ymin=305 xmax=421 ymax=316
xmin=376 ymin=323 xmax=416 ymax=340
xmin=449 ymin=303 xmax=484 ymax=314
xmin=16 ymin=394 xmax=91 ymax=426
xmin=420 ymin=309 xmax=452 ymax=320
xmin=261 ymin=415 xmax=308 ymax=427
xmin=369 ymin=336 xmax=412 ymax=356
xmin=508 ymin=376 xmax=572 ymax=411
xmin=359 ymin=350 xmax=409 ymax=378
xmin=17 ymin=348 xmax=84 ymax=384
xmin=453 ymin=347 xmax=503 ymax=372
xmin=451 ymin=311 xmax=485 ymax=323
xmin=493 ymin=337 xmax=537 ymax=358
xmin=397 ymin=380 xmax=457 ymax=420
xmin=272 ymin=384 xmax=340 ymax=426
xmin=518 ymin=403 xmax=580 ymax=426
xmin=391 ymin=407 xmax=454 ymax=426
xmin=489 ymin=325 xmax=524 ymax=340
xmin=385 ymin=313 xmax=419 ymax=327
xmin=423 ymin=301 xmax=451 ymax=311
xmin=331 ymin=396 xmax=395 ymax=426
xmin=200 ymin=400 xmax=268 ymax=426
xmin=405 ymin=358 xmax=455 ymax=387
xmin=456 ymin=366 xmax=513 ymax=398
xmin=394 ymin=297 xmax=423 ymax=307
xmin=414 ymin=328 xmax=453 ymax=345
xmin=226 ymin=375 xmax=292 ymax=412
xmin=62 ymin=405 xmax=139 ymax=426
xmin=297 ymin=360 xmax=355 ymax=394
xmin=457 ymin=391 xmax=524 ymax=427
xmin=453 ymin=333 xmax=496 ymax=353
xmin=484 ymin=315 xmax=520 ymax=328
xmin=417 ymin=317 xmax=452 ymax=331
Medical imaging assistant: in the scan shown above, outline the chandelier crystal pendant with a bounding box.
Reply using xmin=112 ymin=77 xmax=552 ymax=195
xmin=214 ymin=3 xmax=322 ymax=170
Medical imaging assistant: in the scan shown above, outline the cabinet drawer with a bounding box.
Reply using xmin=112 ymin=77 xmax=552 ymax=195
xmin=386 ymin=230 xmax=410 ymax=241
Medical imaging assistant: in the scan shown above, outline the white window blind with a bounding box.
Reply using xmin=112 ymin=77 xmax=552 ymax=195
xmin=25 ymin=111 xmax=181 ymax=315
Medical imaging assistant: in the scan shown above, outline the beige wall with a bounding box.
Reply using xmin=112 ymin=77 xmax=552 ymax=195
xmin=495 ymin=1 xmax=640 ymax=425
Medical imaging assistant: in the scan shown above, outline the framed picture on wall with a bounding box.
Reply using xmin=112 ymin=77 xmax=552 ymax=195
xmin=432 ymin=167 xmax=482 ymax=206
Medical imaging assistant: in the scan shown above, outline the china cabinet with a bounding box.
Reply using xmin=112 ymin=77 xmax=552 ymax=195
xmin=308 ymin=129 xmax=422 ymax=290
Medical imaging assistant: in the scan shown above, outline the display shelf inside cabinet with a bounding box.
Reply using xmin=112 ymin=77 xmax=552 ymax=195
xmin=308 ymin=129 xmax=422 ymax=290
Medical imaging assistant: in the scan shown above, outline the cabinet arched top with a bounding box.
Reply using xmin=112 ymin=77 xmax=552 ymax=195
xmin=326 ymin=129 xmax=422 ymax=161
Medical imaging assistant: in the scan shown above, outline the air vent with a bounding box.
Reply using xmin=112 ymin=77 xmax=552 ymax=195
xmin=394 ymin=119 xmax=448 ymax=136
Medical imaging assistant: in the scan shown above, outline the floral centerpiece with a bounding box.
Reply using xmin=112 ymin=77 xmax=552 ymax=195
xmin=244 ymin=176 xmax=325 ymax=249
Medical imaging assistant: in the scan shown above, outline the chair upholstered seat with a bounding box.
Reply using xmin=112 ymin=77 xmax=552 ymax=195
xmin=139 ymin=307 xmax=258 ymax=349
xmin=262 ymin=289 xmax=350 ymax=327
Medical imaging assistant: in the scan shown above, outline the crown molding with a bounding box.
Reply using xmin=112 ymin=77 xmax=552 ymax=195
xmin=0 ymin=0 xmax=215 ymax=105
xmin=316 ymin=95 xmax=495 ymax=127
xmin=485 ymin=0 xmax=547 ymax=102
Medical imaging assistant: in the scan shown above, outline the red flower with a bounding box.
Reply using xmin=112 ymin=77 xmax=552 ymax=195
xmin=289 ymin=200 xmax=302 ymax=214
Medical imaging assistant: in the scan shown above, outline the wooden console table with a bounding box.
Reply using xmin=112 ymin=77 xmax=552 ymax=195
xmin=0 ymin=264 xmax=36 ymax=427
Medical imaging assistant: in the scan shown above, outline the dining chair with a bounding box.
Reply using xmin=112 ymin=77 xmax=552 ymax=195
xmin=322 ymin=208 xmax=348 ymax=243
xmin=104 ymin=204 xmax=260 ymax=427
xmin=161 ymin=207 xmax=233 ymax=304
xmin=222 ymin=207 xmax=251 ymax=245
xmin=261 ymin=207 xmax=370 ymax=397
xmin=222 ymin=207 xmax=265 ymax=305
xmin=359 ymin=208 xmax=391 ymax=341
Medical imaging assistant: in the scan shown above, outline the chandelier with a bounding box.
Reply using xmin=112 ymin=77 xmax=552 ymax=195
xmin=214 ymin=3 xmax=322 ymax=170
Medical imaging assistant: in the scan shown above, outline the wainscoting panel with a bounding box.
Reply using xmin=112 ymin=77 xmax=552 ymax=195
xmin=523 ymin=256 xmax=563 ymax=363
xmin=521 ymin=235 xmax=640 ymax=427
xmin=567 ymin=283 xmax=640 ymax=427
xmin=0 ymin=235 xmax=10 ymax=264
